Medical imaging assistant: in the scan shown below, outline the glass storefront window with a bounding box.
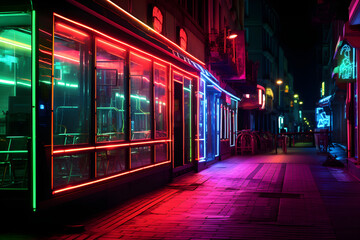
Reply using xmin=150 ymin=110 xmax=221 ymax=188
xmin=53 ymin=22 xmax=91 ymax=145
xmin=131 ymin=146 xmax=152 ymax=168
xmin=0 ymin=13 xmax=32 ymax=188
xmin=130 ymin=53 xmax=152 ymax=140
xmin=96 ymin=38 xmax=126 ymax=142
xmin=199 ymin=79 xmax=205 ymax=159
xmin=97 ymin=148 xmax=127 ymax=177
xmin=184 ymin=77 xmax=192 ymax=163
xmin=155 ymin=143 xmax=167 ymax=162
xmin=154 ymin=63 xmax=168 ymax=138
xmin=53 ymin=153 xmax=90 ymax=188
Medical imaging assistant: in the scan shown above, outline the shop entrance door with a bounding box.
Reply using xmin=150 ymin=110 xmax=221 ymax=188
xmin=174 ymin=81 xmax=184 ymax=167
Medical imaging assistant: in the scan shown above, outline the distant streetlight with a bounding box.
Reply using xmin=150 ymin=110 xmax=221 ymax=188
xmin=299 ymin=101 xmax=303 ymax=105
xmin=276 ymin=79 xmax=283 ymax=108
xmin=294 ymin=94 xmax=299 ymax=98
xmin=227 ymin=33 xmax=238 ymax=39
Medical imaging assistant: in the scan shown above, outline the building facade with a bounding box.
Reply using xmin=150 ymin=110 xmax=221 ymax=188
xmin=0 ymin=0 xmax=242 ymax=213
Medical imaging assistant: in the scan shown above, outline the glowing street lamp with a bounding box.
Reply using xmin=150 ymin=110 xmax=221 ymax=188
xmin=294 ymin=94 xmax=299 ymax=99
xmin=276 ymin=79 xmax=283 ymax=107
xmin=227 ymin=33 xmax=238 ymax=39
xmin=299 ymin=101 xmax=303 ymax=105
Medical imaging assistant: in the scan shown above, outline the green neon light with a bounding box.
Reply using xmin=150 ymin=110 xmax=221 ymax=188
xmin=0 ymin=79 xmax=15 ymax=85
xmin=339 ymin=44 xmax=355 ymax=80
xmin=55 ymin=81 xmax=78 ymax=88
xmin=0 ymin=150 xmax=28 ymax=153
xmin=0 ymin=78 xmax=32 ymax=87
xmin=31 ymin=9 xmax=37 ymax=212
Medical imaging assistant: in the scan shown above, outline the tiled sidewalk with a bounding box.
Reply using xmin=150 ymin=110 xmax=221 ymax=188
xmin=43 ymin=148 xmax=360 ymax=239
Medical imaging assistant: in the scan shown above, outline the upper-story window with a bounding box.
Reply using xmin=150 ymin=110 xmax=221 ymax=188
xmin=152 ymin=6 xmax=163 ymax=34
xmin=179 ymin=28 xmax=187 ymax=50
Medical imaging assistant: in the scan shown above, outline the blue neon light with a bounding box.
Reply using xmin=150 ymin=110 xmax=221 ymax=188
xmin=316 ymin=107 xmax=330 ymax=128
xmin=200 ymin=72 xmax=240 ymax=101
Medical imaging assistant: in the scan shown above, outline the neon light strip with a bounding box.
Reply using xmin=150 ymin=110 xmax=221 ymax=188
xmin=349 ymin=0 xmax=359 ymax=21
xmin=55 ymin=13 xmax=200 ymax=81
xmin=56 ymin=23 xmax=89 ymax=37
xmin=131 ymin=52 xmax=152 ymax=62
xmin=203 ymin=78 xmax=206 ymax=160
xmin=53 ymin=160 xmax=171 ymax=194
xmin=31 ymin=9 xmax=37 ymax=212
xmin=0 ymin=150 xmax=28 ymax=153
xmin=200 ymin=73 xmax=240 ymax=101
xmin=104 ymin=0 xmax=205 ymax=66
xmin=54 ymin=54 xmax=79 ymax=63
xmin=258 ymin=89 xmax=262 ymax=105
xmin=53 ymin=139 xmax=172 ymax=154
xmin=53 ymin=13 xmax=165 ymax=65
xmin=154 ymin=62 xmax=167 ymax=69
xmin=189 ymin=82 xmax=192 ymax=161
xmin=40 ymin=49 xmax=80 ymax=63
xmin=215 ymin=98 xmax=220 ymax=156
xmin=97 ymin=38 xmax=126 ymax=52
xmin=39 ymin=59 xmax=52 ymax=65
xmin=0 ymin=37 xmax=31 ymax=50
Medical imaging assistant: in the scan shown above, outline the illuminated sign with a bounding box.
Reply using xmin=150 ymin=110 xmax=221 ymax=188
xmin=334 ymin=41 xmax=356 ymax=82
xmin=316 ymin=107 xmax=330 ymax=129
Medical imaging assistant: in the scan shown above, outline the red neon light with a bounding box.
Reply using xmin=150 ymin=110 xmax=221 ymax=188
xmin=104 ymin=0 xmax=205 ymax=66
xmin=40 ymin=49 xmax=80 ymax=64
xmin=54 ymin=53 xmax=80 ymax=63
xmin=97 ymin=38 xmax=126 ymax=52
xmin=174 ymin=78 xmax=183 ymax=84
xmin=39 ymin=28 xmax=52 ymax=37
xmin=53 ymin=160 xmax=171 ymax=194
xmin=53 ymin=13 xmax=200 ymax=80
xmin=131 ymin=52 xmax=152 ymax=62
xmin=53 ymin=146 xmax=95 ymax=154
xmin=154 ymin=62 xmax=167 ymax=69
xmin=53 ymin=139 xmax=172 ymax=154
xmin=39 ymin=59 xmax=52 ymax=65
xmin=154 ymin=81 xmax=166 ymax=88
xmin=56 ymin=23 xmax=89 ymax=37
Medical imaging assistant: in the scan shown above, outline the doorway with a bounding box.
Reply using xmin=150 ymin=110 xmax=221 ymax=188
xmin=174 ymin=81 xmax=184 ymax=167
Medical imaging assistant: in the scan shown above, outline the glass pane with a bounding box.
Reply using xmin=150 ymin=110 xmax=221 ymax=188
xmin=53 ymin=22 xmax=91 ymax=145
xmin=174 ymin=72 xmax=183 ymax=83
xmin=53 ymin=153 xmax=90 ymax=188
xmin=97 ymin=148 xmax=127 ymax=177
xmin=154 ymin=63 xmax=168 ymax=138
xmin=0 ymin=13 xmax=31 ymax=188
xmin=96 ymin=38 xmax=126 ymax=142
xmin=131 ymin=146 xmax=152 ymax=168
xmin=199 ymin=79 xmax=205 ymax=159
xmin=155 ymin=143 xmax=167 ymax=162
xmin=184 ymin=78 xmax=192 ymax=163
xmin=130 ymin=53 xmax=152 ymax=140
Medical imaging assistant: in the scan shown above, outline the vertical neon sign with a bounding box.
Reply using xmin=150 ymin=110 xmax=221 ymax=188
xmin=31 ymin=9 xmax=37 ymax=212
xmin=215 ymin=98 xmax=220 ymax=156
xmin=336 ymin=42 xmax=356 ymax=82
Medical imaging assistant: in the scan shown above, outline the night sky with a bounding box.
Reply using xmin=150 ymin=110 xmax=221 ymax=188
xmin=268 ymin=0 xmax=318 ymax=110
xmin=268 ymin=0 xmax=350 ymax=110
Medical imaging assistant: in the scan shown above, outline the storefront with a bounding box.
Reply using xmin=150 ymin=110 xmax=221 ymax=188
xmin=0 ymin=0 xmax=240 ymax=212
